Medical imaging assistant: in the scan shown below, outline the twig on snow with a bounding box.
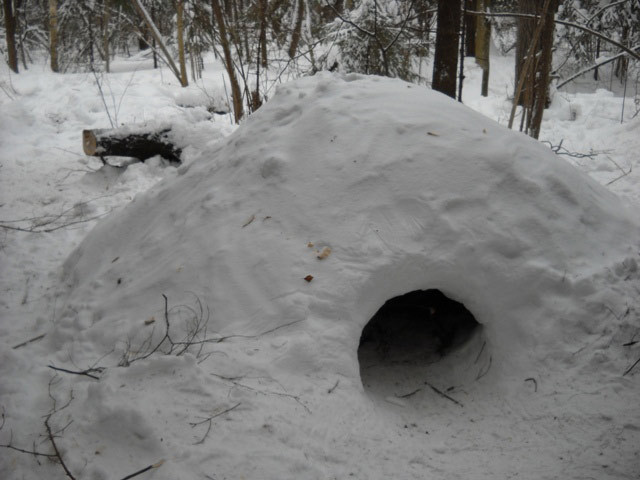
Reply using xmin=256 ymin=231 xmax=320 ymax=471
xmin=48 ymin=364 xmax=104 ymax=380
xmin=44 ymin=413 xmax=76 ymax=480
xmin=119 ymin=459 xmax=165 ymax=480
xmin=327 ymin=380 xmax=340 ymax=394
xmin=189 ymin=402 xmax=241 ymax=445
xmin=623 ymin=356 xmax=640 ymax=376
xmin=476 ymin=355 xmax=492 ymax=380
xmin=424 ymin=381 xmax=463 ymax=407
xmin=524 ymin=377 xmax=538 ymax=392
xmin=397 ymin=388 xmax=421 ymax=398
xmin=12 ymin=333 xmax=46 ymax=349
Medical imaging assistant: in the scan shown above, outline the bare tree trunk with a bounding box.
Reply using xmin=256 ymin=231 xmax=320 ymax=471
xmin=464 ymin=0 xmax=476 ymax=57
xmin=529 ymin=0 xmax=556 ymax=139
xmin=288 ymin=0 xmax=304 ymax=59
xmin=475 ymin=0 xmax=491 ymax=96
xmin=3 ymin=0 xmax=19 ymax=73
xmin=176 ymin=0 xmax=189 ymax=86
xmin=259 ymin=0 xmax=268 ymax=66
xmin=211 ymin=0 xmax=244 ymax=123
xmin=515 ymin=0 xmax=537 ymax=105
xmin=103 ymin=0 xmax=111 ymax=73
xmin=49 ymin=0 xmax=59 ymax=72
xmin=432 ymin=0 xmax=461 ymax=98
xmin=130 ymin=0 xmax=186 ymax=86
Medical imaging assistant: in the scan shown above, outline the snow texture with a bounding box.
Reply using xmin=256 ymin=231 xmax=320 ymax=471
xmin=2 ymin=56 xmax=640 ymax=480
xmin=53 ymin=73 xmax=640 ymax=478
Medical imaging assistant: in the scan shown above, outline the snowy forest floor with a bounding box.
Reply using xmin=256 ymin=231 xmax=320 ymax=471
xmin=1 ymin=51 xmax=640 ymax=479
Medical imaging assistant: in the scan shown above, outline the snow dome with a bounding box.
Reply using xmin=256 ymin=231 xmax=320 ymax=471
xmin=52 ymin=73 xmax=640 ymax=478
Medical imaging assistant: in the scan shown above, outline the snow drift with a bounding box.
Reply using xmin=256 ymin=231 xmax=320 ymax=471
xmin=51 ymin=73 xmax=640 ymax=478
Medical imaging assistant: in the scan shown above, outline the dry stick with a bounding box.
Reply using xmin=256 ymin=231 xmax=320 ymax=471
xmin=48 ymin=365 xmax=103 ymax=380
xmin=623 ymin=356 xmax=640 ymax=376
xmin=12 ymin=333 xmax=46 ymax=349
xmin=44 ymin=414 xmax=76 ymax=480
xmin=424 ymin=381 xmax=463 ymax=407
xmin=397 ymin=388 xmax=422 ymax=398
xmin=0 ymin=442 xmax=58 ymax=459
xmin=189 ymin=402 xmax=241 ymax=445
xmin=508 ymin=0 xmax=552 ymax=130
xmin=476 ymin=355 xmax=492 ymax=380
xmin=327 ymin=380 xmax=340 ymax=394
xmin=119 ymin=459 xmax=165 ymax=480
xmin=130 ymin=0 xmax=184 ymax=85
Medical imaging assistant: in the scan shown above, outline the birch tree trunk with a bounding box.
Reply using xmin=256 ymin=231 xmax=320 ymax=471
xmin=176 ymin=0 xmax=189 ymax=86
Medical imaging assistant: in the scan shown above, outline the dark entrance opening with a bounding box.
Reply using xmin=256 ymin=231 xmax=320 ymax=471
xmin=358 ymin=289 xmax=480 ymax=365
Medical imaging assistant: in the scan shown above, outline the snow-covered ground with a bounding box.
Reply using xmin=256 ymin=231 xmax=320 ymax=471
xmin=1 ymin=51 xmax=639 ymax=480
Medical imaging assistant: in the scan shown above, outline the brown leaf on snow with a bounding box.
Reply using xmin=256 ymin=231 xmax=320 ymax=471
xmin=304 ymin=275 xmax=314 ymax=282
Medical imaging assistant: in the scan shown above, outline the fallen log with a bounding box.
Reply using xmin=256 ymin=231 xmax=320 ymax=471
xmin=82 ymin=125 xmax=182 ymax=163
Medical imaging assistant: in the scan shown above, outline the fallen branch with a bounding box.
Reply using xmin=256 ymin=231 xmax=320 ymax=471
xmin=12 ymin=333 xmax=46 ymax=349
xmin=44 ymin=413 xmax=76 ymax=480
xmin=327 ymin=380 xmax=340 ymax=394
xmin=189 ymin=402 xmax=241 ymax=445
xmin=542 ymin=139 xmax=608 ymax=159
xmin=119 ymin=459 xmax=165 ymax=480
xmin=0 ymin=196 xmax=112 ymax=234
xmin=48 ymin=364 xmax=104 ymax=381
xmin=424 ymin=381 xmax=463 ymax=407
xmin=476 ymin=355 xmax=492 ymax=380
xmin=119 ymin=294 xmax=211 ymax=366
xmin=397 ymin=388 xmax=421 ymax=398
xmin=623 ymin=356 xmax=640 ymax=376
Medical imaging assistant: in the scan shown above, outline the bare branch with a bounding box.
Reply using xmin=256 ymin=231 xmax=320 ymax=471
xmin=189 ymin=402 xmax=241 ymax=445
xmin=466 ymin=10 xmax=640 ymax=61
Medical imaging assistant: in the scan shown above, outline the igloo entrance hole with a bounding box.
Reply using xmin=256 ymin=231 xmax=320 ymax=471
xmin=358 ymin=289 xmax=480 ymax=369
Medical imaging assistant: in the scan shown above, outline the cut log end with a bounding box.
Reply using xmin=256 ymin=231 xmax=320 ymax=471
xmin=82 ymin=129 xmax=98 ymax=156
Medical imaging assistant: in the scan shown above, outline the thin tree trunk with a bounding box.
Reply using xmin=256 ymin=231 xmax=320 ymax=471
xmin=259 ymin=0 xmax=268 ymax=66
xmin=475 ymin=0 xmax=491 ymax=96
xmin=528 ymin=1 xmax=556 ymax=139
xmin=288 ymin=0 xmax=304 ymax=59
xmin=130 ymin=0 xmax=185 ymax=86
xmin=49 ymin=0 xmax=59 ymax=72
xmin=432 ymin=0 xmax=461 ymax=98
xmin=464 ymin=0 xmax=476 ymax=57
xmin=176 ymin=0 xmax=188 ymax=86
xmin=211 ymin=0 xmax=244 ymax=123
xmin=3 ymin=0 xmax=19 ymax=72
xmin=515 ymin=0 xmax=536 ymax=105
xmin=103 ymin=0 xmax=111 ymax=73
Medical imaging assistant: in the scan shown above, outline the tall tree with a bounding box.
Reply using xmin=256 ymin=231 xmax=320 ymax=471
xmin=49 ymin=0 xmax=58 ymax=72
xmin=176 ymin=0 xmax=188 ymax=86
xmin=211 ymin=0 xmax=244 ymax=123
xmin=432 ymin=0 xmax=461 ymax=98
xmin=3 ymin=0 xmax=19 ymax=72
xmin=475 ymin=0 xmax=491 ymax=97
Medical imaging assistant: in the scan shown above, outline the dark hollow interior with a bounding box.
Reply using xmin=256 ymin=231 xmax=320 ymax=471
xmin=359 ymin=289 xmax=480 ymax=363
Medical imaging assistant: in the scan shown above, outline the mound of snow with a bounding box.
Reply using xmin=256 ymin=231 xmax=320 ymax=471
xmin=49 ymin=73 xmax=639 ymax=478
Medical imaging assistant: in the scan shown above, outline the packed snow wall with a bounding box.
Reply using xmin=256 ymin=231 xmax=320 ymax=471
xmin=55 ymin=72 xmax=639 ymax=396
